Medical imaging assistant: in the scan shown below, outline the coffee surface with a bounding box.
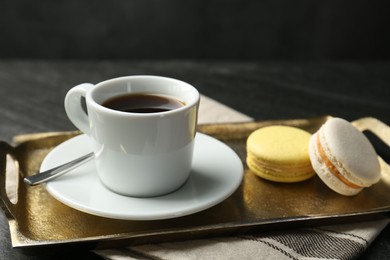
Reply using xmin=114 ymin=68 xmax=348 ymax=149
xmin=102 ymin=93 xmax=185 ymax=113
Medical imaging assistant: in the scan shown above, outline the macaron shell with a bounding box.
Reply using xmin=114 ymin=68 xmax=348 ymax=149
xmin=309 ymin=133 xmax=363 ymax=196
xmin=322 ymin=118 xmax=381 ymax=186
xmin=247 ymin=126 xmax=312 ymax=165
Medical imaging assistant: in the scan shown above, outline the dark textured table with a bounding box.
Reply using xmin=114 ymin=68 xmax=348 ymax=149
xmin=1 ymin=60 xmax=389 ymax=259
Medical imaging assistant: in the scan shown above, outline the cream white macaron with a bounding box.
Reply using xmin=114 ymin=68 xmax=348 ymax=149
xmin=309 ymin=118 xmax=381 ymax=196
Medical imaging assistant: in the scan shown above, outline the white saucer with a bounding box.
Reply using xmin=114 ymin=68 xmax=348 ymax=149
xmin=40 ymin=133 xmax=243 ymax=220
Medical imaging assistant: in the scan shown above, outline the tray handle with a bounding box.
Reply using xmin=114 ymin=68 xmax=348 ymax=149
xmin=352 ymin=117 xmax=390 ymax=148
xmin=0 ymin=141 xmax=19 ymax=219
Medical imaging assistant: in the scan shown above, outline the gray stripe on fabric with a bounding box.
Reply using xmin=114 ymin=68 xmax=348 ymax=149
xmin=241 ymin=229 xmax=365 ymax=260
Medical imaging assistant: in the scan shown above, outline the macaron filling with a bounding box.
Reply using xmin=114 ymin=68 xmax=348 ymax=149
xmin=316 ymin=134 xmax=362 ymax=189
xmin=247 ymin=153 xmax=313 ymax=180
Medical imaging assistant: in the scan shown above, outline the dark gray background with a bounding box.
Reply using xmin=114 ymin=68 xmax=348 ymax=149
xmin=1 ymin=0 xmax=389 ymax=60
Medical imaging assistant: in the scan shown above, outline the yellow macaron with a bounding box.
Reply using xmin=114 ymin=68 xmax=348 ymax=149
xmin=246 ymin=125 xmax=314 ymax=183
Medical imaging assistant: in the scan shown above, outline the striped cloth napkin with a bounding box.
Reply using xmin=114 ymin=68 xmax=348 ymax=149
xmin=95 ymin=95 xmax=389 ymax=260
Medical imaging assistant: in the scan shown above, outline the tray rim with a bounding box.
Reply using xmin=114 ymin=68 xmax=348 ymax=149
xmin=1 ymin=115 xmax=390 ymax=250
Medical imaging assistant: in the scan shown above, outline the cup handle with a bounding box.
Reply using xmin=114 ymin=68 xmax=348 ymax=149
xmin=64 ymin=83 xmax=94 ymax=135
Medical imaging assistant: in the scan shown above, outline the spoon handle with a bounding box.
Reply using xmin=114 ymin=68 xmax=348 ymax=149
xmin=24 ymin=152 xmax=94 ymax=186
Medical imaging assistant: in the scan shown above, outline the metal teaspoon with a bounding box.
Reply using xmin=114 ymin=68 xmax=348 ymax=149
xmin=24 ymin=152 xmax=94 ymax=186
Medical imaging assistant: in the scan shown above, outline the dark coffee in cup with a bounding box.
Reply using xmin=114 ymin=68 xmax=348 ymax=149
xmin=102 ymin=93 xmax=185 ymax=113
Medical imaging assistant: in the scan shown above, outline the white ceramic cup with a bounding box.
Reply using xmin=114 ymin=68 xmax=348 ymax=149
xmin=64 ymin=76 xmax=199 ymax=197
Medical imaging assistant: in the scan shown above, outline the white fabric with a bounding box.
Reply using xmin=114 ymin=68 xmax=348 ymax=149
xmin=98 ymin=218 xmax=388 ymax=260
xmin=197 ymin=95 xmax=253 ymax=124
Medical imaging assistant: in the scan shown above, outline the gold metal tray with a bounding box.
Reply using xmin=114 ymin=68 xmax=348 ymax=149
xmin=1 ymin=116 xmax=390 ymax=251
